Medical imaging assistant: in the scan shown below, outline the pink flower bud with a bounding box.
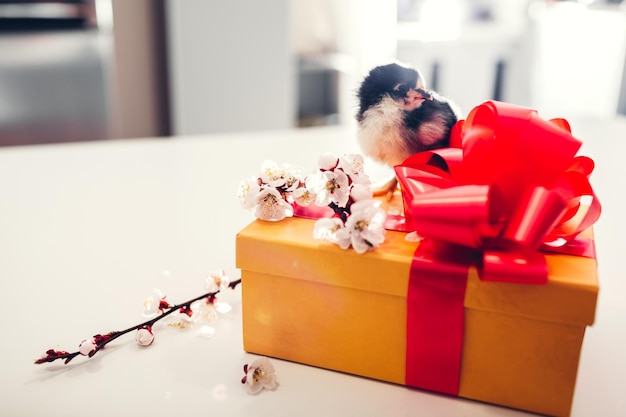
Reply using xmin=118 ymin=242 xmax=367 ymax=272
xmin=136 ymin=327 xmax=154 ymax=346
xmin=78 ymin=339 xmax=97 ymax=356
xmin=350 ymin=183 xmax=373 ymax=201
xmin=318 ymin=152 xmax=339 ymax=170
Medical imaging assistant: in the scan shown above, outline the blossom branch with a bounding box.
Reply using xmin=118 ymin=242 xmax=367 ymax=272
xmin=35 ymin=279 xmax=241 ymax=365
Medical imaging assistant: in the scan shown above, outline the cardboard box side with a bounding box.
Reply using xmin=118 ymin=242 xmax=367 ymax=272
xmin=460 ymin=302 xmax=586 ymax=417
xmin=464 ymin=254 xmax=598 ymax=327
xmin=236 ymin=218 xmax=414 ymax=297
xmin=241 ymin=269 xmax=407 ymax=384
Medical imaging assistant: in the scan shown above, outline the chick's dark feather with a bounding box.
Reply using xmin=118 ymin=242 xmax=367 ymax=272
xmin=356 ymin=62 xmax=461 ymax=167
xmin=402 ymin=91 xmax=460 ymax=152
xmin=356 ymin=63 xmax=420 ymax=118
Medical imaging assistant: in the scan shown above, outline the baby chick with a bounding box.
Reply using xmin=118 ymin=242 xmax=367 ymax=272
xmin=356 ymin=62 xmax=461 ymax=168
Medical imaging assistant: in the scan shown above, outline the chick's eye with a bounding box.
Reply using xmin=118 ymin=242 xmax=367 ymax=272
xmin=392 ymin=83 xmax=410 ymax=97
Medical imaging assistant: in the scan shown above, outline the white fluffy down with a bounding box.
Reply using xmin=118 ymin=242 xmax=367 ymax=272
xmin=357 ymin=96 xmax=411 ymax=167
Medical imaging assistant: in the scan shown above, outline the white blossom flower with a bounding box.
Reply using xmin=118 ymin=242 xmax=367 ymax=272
xmin=313 ymin=217 xmax=351 ymax=249
xmin=78 ymin=339 xmax=97 ymax=356
xmin=136 ymin=327 xmax=154 ymax=346
xmin=242 ymin=357 xmax=278 ymax=394
xmin=143 ymin=288 xmax=169 ymax=318
xmin=259 ymin=160 xmax=286 ymax=188
xmin=281 ymin=164 xmax=304 ymax=192
xmin=344 ymin=200 xmax=386 ymax=253
xmin=350 ymin=183 xmax=373 ymax=202
xmin=190 ymin=299 xmax=219 ymax=323
xmin=306 ymin=170 xmax=350 ymax=208
xmin=190 ymin=294 xmax=231 ymax=327
xmin=339 ymin=153 xmax=371 ymax=185
xmin=205 ymin=269 xmax=230 ymax=293
xmin=254 ymin=187 xmax=294 ymax=221
xmin=166 ymin=308 xmax=194 ymax=330
xmin=237 ymin=177 xmax=261 ymax=209
xmin=318 ymin=152 xmax=339 ymax=170
xmin=292 ymin=186 xmax=316 ymax=207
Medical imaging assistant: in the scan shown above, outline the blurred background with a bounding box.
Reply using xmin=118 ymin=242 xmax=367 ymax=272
xmin=1 ymin=0 xmax=625 ymax=146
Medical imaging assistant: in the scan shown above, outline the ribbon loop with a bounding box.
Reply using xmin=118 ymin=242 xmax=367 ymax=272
xmin=403 ymin=184 xmax=490 ymax=248
xmin=502 ymin=185 xmax=568 ymax=251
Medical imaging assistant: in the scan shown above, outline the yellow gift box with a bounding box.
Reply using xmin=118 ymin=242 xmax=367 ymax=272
xmin=236 ymin=216 xmax=598 ymax=417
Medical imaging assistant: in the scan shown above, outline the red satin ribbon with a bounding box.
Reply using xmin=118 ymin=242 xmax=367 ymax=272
xmin=395 ymin=100 xmax=601 ymax=282
xmin=406 ymin=241 xmax=473 ymax=394
xmin=399 ymin=101 xmax=601 ymax=395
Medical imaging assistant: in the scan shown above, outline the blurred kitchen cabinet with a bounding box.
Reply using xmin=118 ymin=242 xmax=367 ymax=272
xmin=0 ymin=0 xmax=111 ymax=146
xmin=165 ymin=0 xmax=294 ymax=135
xmin=109 ymin=0 xmax=169 ymax=139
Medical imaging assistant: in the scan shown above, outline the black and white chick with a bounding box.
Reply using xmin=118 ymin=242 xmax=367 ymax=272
xmin=356 ymin=62 xmax=462 ymax=168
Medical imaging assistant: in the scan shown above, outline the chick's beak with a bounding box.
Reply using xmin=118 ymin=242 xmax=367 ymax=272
xmin=402 ymin=88 xmax=433 ymax=110
xmin=413 ymin=88 xmax=433 ymax=101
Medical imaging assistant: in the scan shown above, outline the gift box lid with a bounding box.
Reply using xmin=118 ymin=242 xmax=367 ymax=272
xmin=236 ymin=217 xmax=598 ymax=327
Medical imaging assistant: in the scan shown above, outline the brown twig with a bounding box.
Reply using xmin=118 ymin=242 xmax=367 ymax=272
xmin=35 ymin=279 xmax=242 ymax=365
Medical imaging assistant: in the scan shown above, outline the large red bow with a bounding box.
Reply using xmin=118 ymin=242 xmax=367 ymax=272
xmin=395 ymin=100 xmax=601 ymax=284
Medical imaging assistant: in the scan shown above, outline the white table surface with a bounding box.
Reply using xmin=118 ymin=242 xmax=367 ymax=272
xmin=1 ymin=121 xmax=624 ymax=417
